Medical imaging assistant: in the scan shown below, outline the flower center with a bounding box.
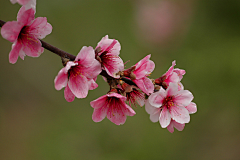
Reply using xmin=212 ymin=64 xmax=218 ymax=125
xmin=163 ymin=96 xmax=174 ymax=108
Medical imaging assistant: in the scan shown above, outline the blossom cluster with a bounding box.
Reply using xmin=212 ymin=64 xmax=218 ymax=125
xmin=0 ymin=0 xmax=197 ymax=133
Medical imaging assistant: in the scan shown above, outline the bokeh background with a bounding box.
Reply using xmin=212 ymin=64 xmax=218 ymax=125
xmin=1 ymin=0 xmax=240 ymax=159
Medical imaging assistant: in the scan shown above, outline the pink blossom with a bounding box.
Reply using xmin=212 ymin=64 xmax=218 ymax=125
xmin=167 ymin=119 xmax=185 ymax=133
xmin=10 ymin=0 xmax=36 ymax=11
xmin=145 ymin=82 xmax=196 ymax=132
xmin=95 ymin=35 xmax=124 ymax=78
xmin=156 ymin=60 xmax=185 ymax=90
xmin=54 ymin=46 xmax=102 ymax=102
xmin=131 ymin=55 xmax=155 ymax=95
xmin=1 ymin=6 xmax=52 ymax=64
xmin=121 ymin=82 xmax=145 ymax=107
xmin=90 ymin=93 xmax=136 ymax=125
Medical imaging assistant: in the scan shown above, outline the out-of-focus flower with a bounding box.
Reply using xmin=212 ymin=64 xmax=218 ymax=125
xmin=10 ymin=0 xmax=36 ymax=11
xmin=54 ymin=46 xmax=101 ymax=102
xmin=90 ymin=93 xmax=136 ymax=125
xmin=125 ymin=55 xmax=155 ymax=95
xmin=134 ymin=0 xmax=193 ymax=47
xmin=95 ymin=35 xmax=124 ymax=78
xmin=145 ymin=82 xmax=196 ymax=132
xmin=1 ymin=6 xmax=52 ymax=64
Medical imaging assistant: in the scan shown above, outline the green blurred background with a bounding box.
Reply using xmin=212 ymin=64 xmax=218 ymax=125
xmin=1 ymin=0 xmax=240 ymax=159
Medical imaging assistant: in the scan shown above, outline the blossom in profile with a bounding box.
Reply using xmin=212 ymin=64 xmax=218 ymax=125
xmin=10 ymin=0 xmax=36 ymax=11
xmin=145 ymin=82 xmax=196 ymax=132
xmin=90 ymin=93 xmax=136 ymax=125
xmin=95 ymin=35 xmax=124 ymax=78
xmin=121 ymin=82 xmax=145 ymax=107
xmin=126 ymin=55 xmax=155 ymax=95
xmin=54 ymin=46 xmax=102 ymax=102
xmin=155 ymin=60 xmax=185 ymax=90
xmin=1 ymin=6 xmax=52 ymax=64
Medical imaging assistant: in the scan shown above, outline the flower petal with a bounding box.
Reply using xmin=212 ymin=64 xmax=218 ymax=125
xmin=83 ymin=59 xmax=102 ymax=79
xmin=174 ymin=89 xmax=193 ymax=106
xmin=167 ymin=120 xmax=174 ymax=133
xmin=17 ymin=6 xmax=35 ymax=26
xmin=169 ymin=105 xmax=190 ymax=124
xmin=54 ymin=68 xmax=68 ymax=90
xmin=134 ymin=77 xmax=154 ymax=95
xmin=1 ymin=21 xmax=23 ymax=42
xmin=64 ymin=84 xmax=75 ymax=102
xmin=75 ymin=46 xmax=95 ymax=67
xmin=150 ymin=109 xmax=161 ymax=123
xmin=90 ymin=95 xmax=108 ymax=109
xmin=68 ymin=74 xmax=89 ymax=98
xmin=159 ymin=106 xmax=171 ymax=128
xmin=92 ymin=107 xmax=107 ymax=122
xmin=166 ymin=82 xmax=178 ymax=96
xmin=145 ymin=99 xmax=159 ymax=114
xmin=9 ymin=41 xmax=22 ymax=64
xmin=107 ymin=107 xmax=127 ymax=125
xmin=88 ymin=79 xmax=98 ymax=90
xmin=172 ymin=120 xmax=185 ymax=131
xmin=21 ymin=36 xmax=43 ymax=57
xmin=148 ymin=89 xmax=165 ymax=108
xmin=185 ymin=102 xmax=197 ymax=114
xmin=29 ymin=17 xmax=52 ymax=39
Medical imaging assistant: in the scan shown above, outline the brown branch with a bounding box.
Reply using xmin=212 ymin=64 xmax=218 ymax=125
xmin=0 ymin=19 xmax=138 ymax=87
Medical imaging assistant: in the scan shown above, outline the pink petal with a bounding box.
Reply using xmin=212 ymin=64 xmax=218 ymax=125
xmin=21 ymin=36 xmax=43 ymax=57
xmin=54 ymin=68 xmax=68 ymax=90
xmin=145 ymin=99 xmax=158 ymax=114
xmin=103 ymin=55 xmax=124 ymax=78
xmin=169 ymin=105 xmax=190 ymax=124
xmin=96 ymin=35 xmax=121 ymax=56
xmin=167 ymin=120 xmax=174 ymax=133
xmin=165 ymin=72 xmax=179 ymax=85
xmin=148 ymin=89 xmax=165 ymax=108
xmin=124 ymin=104 xmax=136 ymax=116
xmin=150 ymin=109 xmax=161 ymax=123
xmin=173 ymin=68 xmax=185 ymax=81
xmin=75 ymin=46 xmax=95 ymax=67
xmin=134 ymin=55 xmax=154 ymax=79
xmin=64 ymin=61 xmax=77 ymax=74
xmin=88 ymin=79 xmax=98 ymax=90
xmin=166 ymin=82 xmax=178 ymax=96
xmin=18 ymin=47 xmax=26 ymax=60
xmin=90 ymin=95 xmax=108 ymax=109
xmin=24 ymin=0 xmax=36 ymax=11
xmin=83 ymin=59 xmax=102 ymax=79
xmin=9 ymin=41 xmax=22 ymax=64
xmin=159 ymin=106 xmax=171 ymax=128
xmin=1 ymin=21 xmax=23 ymax=42
xmin=174 ymin=89 xmax=193 ymax=106
xmin=107 ymin=107 xmax=127 ymax=125
xmin=29 ymin=17 xmax=52 ymax=39
xmin=165 ymin=60 xmax=176 ymax=77
xmin=64 ymin=85 xmax=75 ymax=102
xmin=107 ymin=93 xmax=127 ymax=101
xmin=185 ymin=102 xmax=197 ymax=114
xmin=68 ymin=74 xmax=89 ymax=98
xmin=135 ymin=55 xmax=151 ymax=71
xmin=134 ymin=77 xmax=154 ymax=95
xmin=10 ymin=0 xmax=18 ymax=4
xmin=92 ymin=107 xmax=108 ymax=122
xmin=17 ymin=6 xmax=35 ymax=26
xmin=172 ymin=120 xmax=185 ymax=131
